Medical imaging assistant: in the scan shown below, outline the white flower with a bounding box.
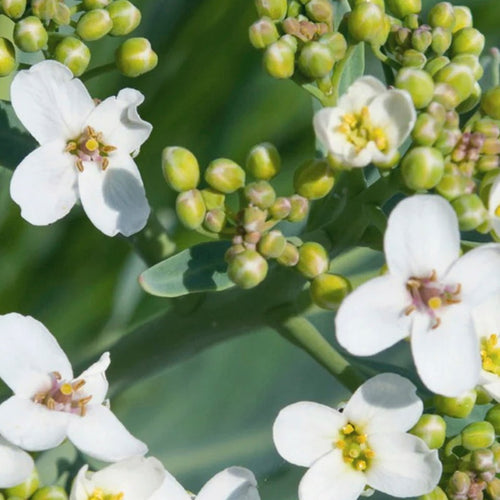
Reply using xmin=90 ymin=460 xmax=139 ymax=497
xmin=488 ymin=174 xmax=500 ymax=237
xmin=336 ymin=194 xmax=500 ymax=397
xmin=0 ymin=313 xmax=147 ymax=462
xmin=70 ymin=457 xmax=260 ymax=500
xmin=313 ymin=76 xmax=416 ymax=168
xmin=0 ymin=436 xmax=34 ymax=488
xmin=10 ymin=60 xmax=152 ymax=237
xmin=273 ymin=373 xmax=441 ymax=500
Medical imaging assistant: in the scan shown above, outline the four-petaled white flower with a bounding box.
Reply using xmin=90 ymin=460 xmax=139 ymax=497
xmin=10 ymin=60 xmax=152 ymax=237
xmin=336 ymin=194 xmax=500 ymax=397
xmin=313 ymin=76 xmax=416 ymax=168
xmin=0 ymin=436 xmax=34 ymax=488
xmin=0 ymin=313 xmax=147 ymax=462
xmin=273 ymin=373 xmax=441 ymax=500
xmin=70 ymin=457 xmax=260 ymax=500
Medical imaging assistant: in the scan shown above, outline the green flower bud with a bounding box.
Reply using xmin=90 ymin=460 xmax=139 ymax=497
xmin=31 ymin=487 xmax=68 ymax=500
xmin=225 ymin=243 xmax=245 ymax=262
xmin=228 ymin=249 xmax=268 ymax=289
xmin=243 ymin=206 xmax=267 ymax=233
xmin=481 ymin=86 xmax=500 ymax=120
xmin=373 ymin=150 xmax=400 ymax=170
xmin=161 ymin=146 xmax=200 ymax=192
xmin=287 ymin=0 xmax=302 ymax=17
xmin=452 ymin=54 xmax=483 ymax=80
xmin=201 ymin=188 xmax=225 ymax=210
xmin=433 ymin=82 xmax=461 ymax=110
xmin=310 ymin=273 xmax=350 ymax=309
xmin=0 ymin=38 xmax=16 ymax=77
xmin=305 ymin=0 xmax=333 ymax=24
xmin=427 ymin=101 xmax=447 ymax=125
xmin=287 ymin=194 xmax=309 ymax=222
xmin=395 ymin=67 xmax=434 ymax=109
xmin=347 ymin=2 xmax=386 ymax=44
xmin=412 ymin=113 xmax=441 ymax=146
xmin=115 ymin=37 xmax=158 ymax=77
xmin=76 ymin=9 xmax=113 ymax=41
xmin=456 ymin=81 xmax=480 ymax=114
xmin=431 ymin=27 xmax=452 ymax=55
xmin=452 ymin=27 xmax=485 ymax=57
xmin=434 ymin=389 xmax=476 ymax=418
xmin=424 ymin=55 xmax=450 ymax=77
xmin=276 ymin=241 xmax=299 ymax=266
xmin=244 ymin=181 xmax=276 ymax=209
xmin=404 ymin=13 xmax=419 ymax=30
xmin=269 ymin=196 xmax=291 ymax=219
xmin=485 ymin=404 xmax=500 ymax=434
xmin=474 ymin=118 xmax=500 ymax=138
xmin=451 ymin=194 xmax=487 ymax=231
xmin=31 ymin=0 xmax=56 ymax=21
xmin=428 ymin=2 xmax=455 ymax=30
xmin=246 ymin=142 xmax=281 ymax=180
xmin=54 ymin=37 xmax=91 ymax=77
xmin=471 ymin=448 xmax=495 ymax=472
xmin=391 ymin=26 xmax=411 ymax=48
xmin=297 ymin=242 xmax=329 ymax=279
xmin=409 ymin=414 xmax=446 ymax=449
xmin=204 ymin=208 xmax=226 ymax=233
xmin=319 ymin=32 xmax=347 ymax=62
xmin=298 ymin=41 xmax=334 ymax=79
xmin=436 ymin=174 xmax=469 ymax=200
xmin=402 ymin=147 xmax=444 ymax=190
xmin=447 ymin=471 xmax=471 ymax=497
xmin=280 ymin=33 xmax=298 ymax=52
xmin=205 ymin=158 xmax=245 ymax=194
xmin=14 ymin=16 xmax=47 ymax=52
xmin=255 ymin=0 xmax=287 ymax=21
xmin=385 ymin=0 xmax=421 ymax=18
xmin=477 ymin=156 xmax=499 ymax=173
xmin=293 ymin=159 xmax=334 ymax=200
xmin=461 ymin=421 xmax=496 ymax=451
xmin=175 ymin=189 xmax=206 ymax=229
xmin=421 ymin=486 xmax=448 ymax=500
xmin=475 ymin=386 xmax=492 ymax=405
xmin=249 ymin=17 xmax=279 ymax=49
xmin=483 ymin=137 xmax=500 ymax=155
xmin=487 ymin=479 xmax=500 ymax=500
xmin=400 ymin=48 xmax=426 ymax=69
xmin=52 ymin=2 xmax=70 ymax=24
xmin=451 ymin=6 xmax=472 ymax=34
xmin=258 ymin=229 xmax=287 ymax=258
xmin=83 ymin=0 xmax=109 ymax=8
xmin=411 ymin=26 xmax=432 ymax=53
xmin=107 ymin=0 xmax=141 ymax=36
xmin=5 ymin=468 xmax=39 ymax=499
xmin=1 ymin=0 xmax=26 ymax=19
xmin=263 ymin=40 xmax=295 ymax=79
xmin=434 ymin=128 xmax=461 ymax=154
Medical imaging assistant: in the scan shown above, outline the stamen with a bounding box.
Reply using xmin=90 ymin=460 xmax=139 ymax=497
xmin=76 ymin=158 xmax=84 ymax=172
xmin=432 ymin=317 xmax=441 ymax=329
xmin=342 ymin=424 xmax=354 ymax=434
xmin=495 ymin=205 xmax=500 ymax=217
xmin=355 ymin=434 xmax=367 ymax=444
xmin=355 ymin=459 xmax=367 ymax=471
xmin=336 ymin=439 xmax=346 ymax=449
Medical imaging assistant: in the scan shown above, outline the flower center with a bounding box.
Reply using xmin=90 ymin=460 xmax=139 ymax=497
xmin=337 ymin=106 xmax=388 ymax=154
xmin=33 ymin=371 xmax=92 ymax=416
xmin=335 ymin=422 xmax=375 ymax=472
xmin=88 ymin=488 xmax=124 ymax=500
xmin=481 ymin=334 xmax=500 ymax=376
xmin=405 ymin=270 xmax=461 ymax=329
xmin=66 ymin=126 xmax=116 ymax=173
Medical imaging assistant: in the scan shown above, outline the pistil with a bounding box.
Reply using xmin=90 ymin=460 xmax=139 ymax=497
xmin=335 ymin=422 xmax=375 ymax=472
xmin=66 ymin=126 xmax=116 ymax=172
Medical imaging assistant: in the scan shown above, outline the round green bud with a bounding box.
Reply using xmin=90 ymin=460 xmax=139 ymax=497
xmin=395 ymin=67 xmax=434 ymax=109
xmin=477 ymin=155 xmax=499 ymax=173
xmin=474 ymin=118 xmax=500 ymax=138
xmin=475 ymin=386 xmax=492 ymax=405
xmin=427 ymin=101 xmax=447 ymax=126
xmin=287 ymin=194 xmax=309 ymax=222
xmin=244 ymin=181 xmax=276 ymax=209
xmin=14 ymin=16 xmax=47 ymax=52
xmin=401 ymin=147 xmax=444 ymax=190
xmin=227 ymin=249 xmax=268 ymax=289
xmin=297 ymin=242 xmax=329 ymax=279
xmin=76 ymin=9 xmax=112 ymax=41
xmin=298 ymin=41 xmax=335 ymax=79
xmin=432 ymin=82 xmax=461 ymax=110
xmin=483 ymin=137 xmax=500 ymax=155
xmin=200 ymin=188 xmax=225 ymax=210
xmin=404 ymin=14 xmax=419 ymax=30
xmin=409 ymin=414 xmax=446 ymax=449
xmin=5 ymin=468 xmax=39 ymax=499
xmin=258 ymin=230 xmax=286 ymax=258
xmin=481 ymin=86 xmax=500 ymax=120
xmin=54 ymin=37 xmax=90 ymax=76
xmin=293 ymin=159 xmax=334 ymax=200
xmin=246 ymin=142 xmax=281 ymax=180
xmin=107 ymin=0 xmax=141 ymax=36
xmin=347 ymin=2 xmax=386 ymax=44
xmin=451 ymin=27 xmax=485 ymax=57
xmin=400 ymin=48 xmax=426 ymax=68
xmin=161 ymin=146 xmax=200 ymax=192
xmin=115 ymin=37 xmax=158 ymax=77
xmin=421 ymin=487 xmax=448 ymax=500
xmin=276 ymin=242 xmax=299 ymax=266
xmin=451 ymin=6 xmax=472 ymax=33
xmin=434 ymin=128 xmax=461 ymax=155
xmin=456 ymin=80 xmax=480 ymax=114
xmin=305 ymin=0 xmax=333 ymax=24
xmin=428 ymin=2 xmax=455 ymax=30
xmin=436 ymin=174 xmax=469 ymax=200
xmin=434 ymin=389 xmax=476 ymax=418
xmin=255 ymin=0 xmax=287 ymax=21
xmin=269 ymin=196 xmax=291 ymax=219
xmin=263 ymin=40 xmax=295 ymax=79
xmin=205 ymin=158 xmax=245 ymax=194
xmin=487 ymin=479 xmax=500 ymax=500
xmin=242 ymin=206 xmax=267 ymax=233
xmin=424 ymin=55 xmax=450 ymax=77
xmin=447 ymin=471 xmax=471 ymax=497
xmin=1 ymin=0 xmax=26 ymax=19
xmin=204 ymin=208 xmax=226 ymax=233
xmin=319 ymin=32 xmax=347 ymax=62
xmin=374 ymin=150 xmax=400 ymax=170
xmin=175 ymin=189 xmax=206 ymax=229
xmin=287 ymin=0 xmax=302 ymax=17
xmin=452 ymin=54 xmax=483 ymax=80
xmin=0 ymin=38 xmax=16 ymax=77
xmin=385 ymin=0 xmax=420 ymax=17
xmin=280 ymin=33 xmax=298 ymax=52
xmin=411 ymin=27 xmax=432 ymax=53
xmin=83 ymin=0 xmax=109 ymax=8
xmin=451 ymin=193 xmax=487 ymax=231
xmin=461 ymin=421 xmax=496 ymax=451
xmin=31 ymin=0 xmax=56 ymax=21
xmin=53 ymin=3 xmax=70 ymax=25
xmin=248 ymin=17 xmax=279 ymax=49
xmin=431 ymin=27 xmax=452 ymax=55
xmin=310 ymin=273 xmax=351 ymax=310
xmin=411 ymin=113 xmax=441 ymax=146
xmin=31 ymin=486 xmax=68 ymax=500
xmin=471 ymin=448 xmax=495 ymax=472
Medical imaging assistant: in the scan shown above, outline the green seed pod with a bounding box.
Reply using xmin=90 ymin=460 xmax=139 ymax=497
xmin=481 ymin=86 xmax=500 ymax=120
xmin=0 ymin=37 xmax=16 ymax=77
xmin=428 ymin=2 xmax=455 ymax=30
xmin=310 ymin=273 xmax=351 ymax=310
xmin=432 ymin=82 xmax=461 ymax=110
xmin=385 ymin=0 xmax=420 ymax=17
xmin=434 ymin=128 xmax=461 ymax=154
xmin=76 ymin=9 xmax=112 ymax=41
xmin=175 ymin=189 xmax=206 ymax=229
xmin=395 ymin=67 xmax=434 ymax=109
xmin=82 ymin=0 xmax=109 ymax=9
xmin=435 ymin=390 xmax=476 ymax=418
xmin=31 ymin=486 xmax=68 ymax=500
xmin=54 ymin=37 xmax=91 ymax=77
xmin=227 ymin=249 xmax=268 ymax=289
xmin=276 ymin=242 xmax=299 ymax=266
xmin=162 ymin=146 xmax=200 ymax=192
xmin=255 ymin=0 xmax=287 ymax=21
xmin=409 ymin=414 xmax=446 ymax=449
xmin=452 ymin=54 xmax=483 ymax=80
xmin=244 ymin=181 xmax=276 ymax=209
xmin=203 ymin=208 xmax=226 ymax=233
xmin=205 ymin=158 xmax=245 ymax=194
xmin=263 ymin=40 xmax=295 ymax=79
xmin=1 ymin=0 xmax=26 ymax=19
xmin=402 ymin=147 xmax=444 ymax=190
xmin=293 ymin=159 xmax=334 ymax=200
xmin=107 ymin=0 xmax=141 ymax=36
xmin=200 ymin=188 xmax=225 ymax=210
xmin=436 ymin=174 xmax=469 ymax=200
xmin=269 ymin=196 xmax=291 ymax=219
xmin=451 ymin=27 xmax=485 ymax=57
xmin=296 ymin=242 xmax=329 ymax=279
xmin=424 ymin=55 xmax=450 ymax=77
xmin=447 ymin=471 xmax=471 ymax=497
xmin=461 ymin=421 xmax=496 ymax=451
xmin=31 ymin=0 xmax=56 ymax=20
xmin=248 ymin=17 xmax=279 ymax=49
xmin=451 ymin=194 xmax=487 ymax=231
xmin=246 ymin=142 xmax=281 ymax=180
xmin=347 ymin=2 xmax=386 ymax=44
xmin=258 ymin=230 xmax=287 ymax=258
xmin=319 ymin=32 xmax=347 ymax=62
xmin=14 ymin=16 xmax=48 ymax=52
xmin=431 ymin=27 xmax=452 ymax=55
xmin=411 ymin=113 xmax=441 ymax=146
xmin=487 ymin=479 xmax=500 ymax=500
xmin=400 ymin=48 xmax=426 ymax=69
xmin=287 ymin=194 xmax=309 ymax=222
xmin=298 ymin=41 xmax=335 ymax=79
xmin=411 ymin=27 xmax=432 ymax=53
xmin=5 ymin=468 xmax=39 ymax=499
xmin=305 ymin=0 xmax=333 ymax=24
xmin=421 ymin=487 xmax=448 ymax=500
xmin=115 ymin=37 xmax=158 ymax=77
xmin=451 ymin=6 xmax=472 ymax=33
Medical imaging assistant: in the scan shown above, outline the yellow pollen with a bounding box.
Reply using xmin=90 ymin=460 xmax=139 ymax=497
xmin=364 ymin=448 xmax=375 ymax=459
xmin=489 ymin=334 xmax=498 ymax=347
xmin=60 ymin=383 xmax=73 ymax=396
xmin=85 ymin=138 xmax=99 ymax=152
xmin=342 ymin=113 xmax=357 ymax=127
xmin=88 ymin=489 xmax=124 ymax=500
xmin=427 ymin=296 xmax=442 ymax=310
xmin=355 ymin=459 xmax=367 ymax=471
xmin=360 ymin=106 xmax=370 ymax=121
xmin=336 ymin=439 xmax=346 ymax=449
xmin=495 ymin=205 xmax=500 ymax=217
xmin=342 ymin=424 xmax=355 ymax=435
xmin=481 ymin=333 xmax=500 ymax=376
xmin=355 ymin=434 xmax=367 ymax=444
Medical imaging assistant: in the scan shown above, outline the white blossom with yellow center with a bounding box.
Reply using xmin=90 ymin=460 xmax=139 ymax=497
xmin=273 ymin=374 xmax=441 ymax=500
xmin=313 ymin=76 xmax=416 ymax=168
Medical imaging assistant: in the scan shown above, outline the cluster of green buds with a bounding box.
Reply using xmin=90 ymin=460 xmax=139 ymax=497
xmin=0 ymin=0 xmax=157 ymax=77
xmin=0 ymin=468 xmax=67 ymax=500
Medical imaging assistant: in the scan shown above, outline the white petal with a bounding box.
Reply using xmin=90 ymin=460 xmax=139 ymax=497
xmin=488 ymin=175 xmax=500 ymax=229
xmin=365 ymin=433 xmax=441 ymax=497
xmin=273 ymin=402 xmax=346 ymax=467
xmin=76 ymin=353 xmax=110 ymax=405
xmin=411 ymin=306 xmax=480 ymax=396
xmin=0 ymin=396 xmax=69 ymax=451
xmin=69 ymin=465 xmax=94 ymax=500
xmin=10 ymin=141 xmax=78 ymax=226
xmin=384 ymin=195 xmax=460 ymax=279
xmin=337 ymin=76 xmax=386 ymax=113
xmin=0 ymin=436 xmax=34 ymax=488
xmin=197 ymin=467 xmax=260 ymax=500
xmin=0 ymin=313 xmax=72 ymax=397
xmin=473 ymin=295 xmax=500 ymax=339
xmin=343 ymin=374 xmax=422 ymax=434
xmin=481 ymin=378 xmax=500 ymax=402
xmin=313 ymin=107 xmax=345 ymax=155
xmin=335 ymin=275 xmax=411 ymax=356
xmin=86 ymin=89 xmax=152 ymax=156
xmin=77 ymin=156 xmax=150 ymax=237
xmin=298 ymin=450 xmax=366 ymax=500
xmin=67 ymin=405 xmax=147 ymax=462
xmin=11 ymin=60 xmax=94 ymax=144
xmin=150 ymin=469 xmax=191 ymax=500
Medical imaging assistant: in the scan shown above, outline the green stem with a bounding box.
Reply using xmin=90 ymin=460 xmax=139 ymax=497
xmin=330 ymin=44 xmax=357 ymax=106
xmin=444 ymin=435 xmax=462 ymax=457
xmin=381 ymin=59 xmax=395 ymax=86
xmin=301 ymin=83 xmax=329 ymax=106
xmin=81 ymin=62 xmax=116 ymax=82
xmin=491 ymin=47 xmax=499 ymax=87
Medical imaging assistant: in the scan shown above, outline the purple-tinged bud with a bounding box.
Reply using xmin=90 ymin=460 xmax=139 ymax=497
xmin=310 ymin=273 xmax=351 ymax=310
xmin=204 ymin=208 xmax=226 ymax=233
xmin=287 ymin=194 xmax=309 ymax=222
xmin=115 ymin=37 xmax=158 ymax=77
xmin=246 ymin=142 xmax=281 ymax=180
xmin=228 ymin=249 xmax=268 ymax=289
xmin=297 ymin=242 xmax=329 ymax=279
xmin=205 ymin=158 xmax=245 ymax=193
xmin=411 ymin=25 xmax=432 ymax=53
xmin=269 ymin=196 xmax=291 ymax=219
xmin=255 ymin=0 xmax=287 ymax=21
xmin=107 ymin=0 xmax=141 ymax=36
xmin=244 ymin=181 xmax=276 ymax=209
xmin=263 ymin=40 xmax=295 ymax=79
xmin=1 ymin=0 xmax=26 ymax=19
xmin=277 ymin=242 xmax=299 ymax=266
xmin=402 ymin=147 xmax=444 ymax=190
xmin=385 ymin=0 xmax=421 ymax=18
xmin=400 ymin=48 xmax=426 ymax=68
xmin=451 ymin=27 xmax=485 ymax=57
xmin=244 ymin=231 xmax=261 ymax=246
xmin=13 ymin=16 xmax=47 ymax=52
xmin=176 ymin=189 xmax=206 ymax=229
xmin=409 ymin=414 xmax=446 ymax=449
xmin=434 ymin=63 xmax=475 ymax=103
xmin=305 ymin=0 xmax=333 ymax=25
xmin=424 ymin=55 xmax=450 ymax=77
xmin=395 ymin=67 xmax=434 ymax=108
xmin=431 ymin=26 xmax=452 ymax=55
xmin=5 ymin=469 xmax=39 ymax=499
xmin=293 ymin=159 xmax=335 ymax=199
xmin=434 ymin=390 xmax=476 ymax=418
xmin=0 ymin=37 xmax=16 ymax=77
xmin=412 ymin=113 xmax=441 ymax=146
xmin=481 ymin=86 xmax=500 ymax=121
xmin=258 ymin=230 xmax=287 ymax=258
xmin=162 ymin=146 xmax=200 ymax=192
xmin=451 ymin=6 xmax=472 ymax=34
xmin=319 ymin=32 xmax=347 ymax=62
xmin=452 ymin=194 xmax=488 ymax=231
xmin=447 ymin=471 xmax=471 ymax=498
xmin=428 ymin=2 xmax=455 ymax=30
xmin=31 ymin=486 xmax=68 ymax=500
xmin=298 ymin=41 xmax=335 ymax=78
xmin=249 ymin=17 xmax=279 ymax=49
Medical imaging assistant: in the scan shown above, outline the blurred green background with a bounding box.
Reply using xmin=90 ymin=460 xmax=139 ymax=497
xmin=0 ymin=0 xmax=498 ymax=498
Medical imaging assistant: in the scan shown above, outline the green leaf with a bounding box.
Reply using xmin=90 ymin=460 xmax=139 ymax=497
xmin=139 ymin=240 xmax=234 ymax=297
xmin=338 ymin=42 xmax=365 ymax=97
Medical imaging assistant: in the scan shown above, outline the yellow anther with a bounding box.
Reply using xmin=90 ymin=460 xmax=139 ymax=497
xmin=355 ymin=459 xmax=367 ymax=471
xmin=338 ymin=123 xmax=351 ymax=134
xmin=427 ymin=296 xmax=442 ymax=310
xmin=372 ymin=128 xmax=388 ymax=152
xmin=85 ymin=138 xmax=99 ymax=152
xmin=342 ymin=113 xmax=357 ymax=128
xmin=60 ymin=383 xmax=73 ymax=396
xmin=360 ymin=106 xmax=370 ymax=121
xmin=336 ymin=439 xmax=346 ymax=449
xmin=342 ymin=424 xmax=355 ymax=435
xmin=489 ymin=334 xmax=498 ymax=347
xmin=344 ymin=456 xmax=354 ymax=464
xmin=495 ymin=205 xmax=500 ymax=217
xmin=364 ymin=448 xmax=375 ymax=459
xmin=484 ymin=357 xmax=495 ymax=371
xmin=355 ymin=434 xmax=367 ymax=444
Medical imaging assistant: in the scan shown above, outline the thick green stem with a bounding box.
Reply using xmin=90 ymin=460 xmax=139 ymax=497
xmin=81 ymin=62 xmax=116 ymax=82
